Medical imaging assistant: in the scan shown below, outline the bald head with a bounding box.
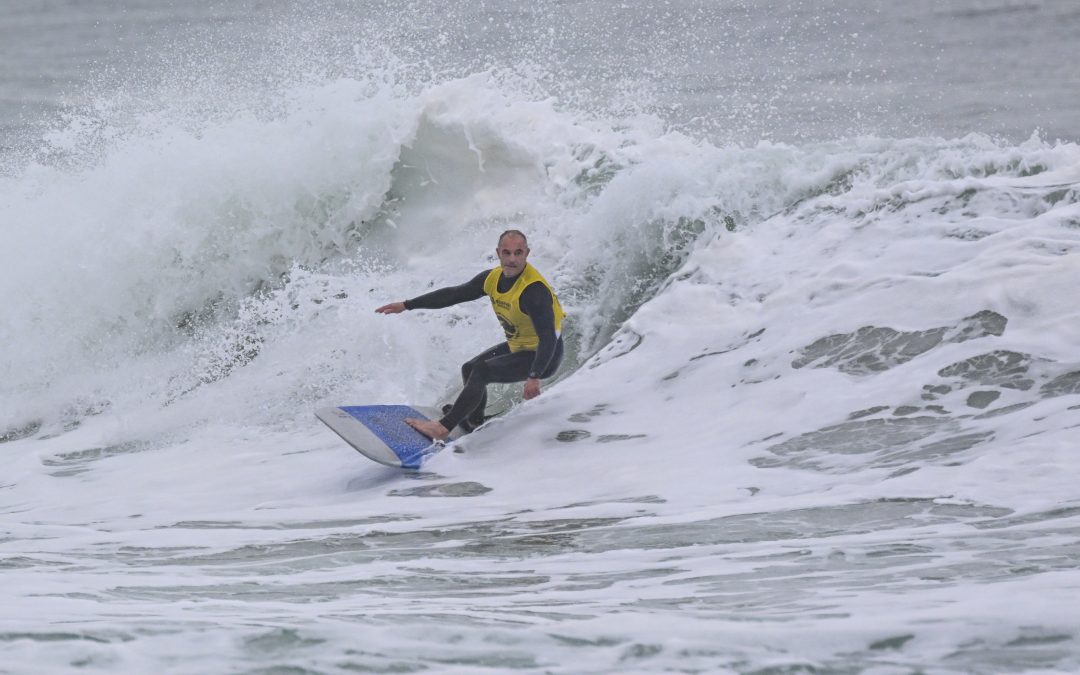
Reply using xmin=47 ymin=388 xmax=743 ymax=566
xmin=498 ymin=229 xmax=528 ymax=248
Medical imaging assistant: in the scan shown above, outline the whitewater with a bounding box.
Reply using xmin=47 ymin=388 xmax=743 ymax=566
xmin=2 ymin=1 xmax=1080 ymax=673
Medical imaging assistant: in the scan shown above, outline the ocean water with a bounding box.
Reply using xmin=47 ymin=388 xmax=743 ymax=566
xmin=2 ymin=1 xmax=1079 ymax=673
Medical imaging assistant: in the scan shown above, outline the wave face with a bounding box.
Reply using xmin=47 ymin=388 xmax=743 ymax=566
xmin=0 ymin=70 xmax=770 ymax=435
xmin=2 ymin=2 xmax=1080 ymax=673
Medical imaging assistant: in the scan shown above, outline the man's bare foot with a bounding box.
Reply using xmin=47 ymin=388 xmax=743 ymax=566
xmin=405 ymin=417 xmax=450 ymax=441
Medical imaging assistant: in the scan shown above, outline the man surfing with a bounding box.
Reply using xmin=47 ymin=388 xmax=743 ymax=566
xmin=375 ymin=230 xmax=565 ymax=441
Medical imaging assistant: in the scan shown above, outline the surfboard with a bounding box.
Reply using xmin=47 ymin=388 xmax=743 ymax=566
xmin=315 ymin=405 xmax=465 ymax=469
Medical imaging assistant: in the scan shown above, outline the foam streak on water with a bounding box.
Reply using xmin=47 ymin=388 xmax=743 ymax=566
xmin=2 ymin=2 xmax=1080 ymax=673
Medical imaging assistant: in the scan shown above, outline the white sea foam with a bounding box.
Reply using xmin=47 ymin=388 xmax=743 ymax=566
xmin=2 ymin=54 xmax=1080 ymax=675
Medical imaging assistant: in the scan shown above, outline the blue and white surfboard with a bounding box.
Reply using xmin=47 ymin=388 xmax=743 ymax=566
xmin=316 ymin=405 xmax=464 ymax=469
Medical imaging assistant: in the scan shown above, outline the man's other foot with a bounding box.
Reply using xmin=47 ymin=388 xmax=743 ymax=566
xmin=406 ymin=417 xmax=450 ymax=441
xmin=459 ymin=417 xmax=487 ymax=434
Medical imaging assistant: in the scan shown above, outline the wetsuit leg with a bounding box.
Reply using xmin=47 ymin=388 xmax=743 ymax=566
xmin=457 ymin=343 xmax=509 ymax=428
xmin=440 ymin=343 xmax=525 ymax=431
xmin=439 ymin=339 xmax=563 ymax=432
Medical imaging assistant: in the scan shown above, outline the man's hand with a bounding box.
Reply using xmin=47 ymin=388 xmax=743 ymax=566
xmin=523 ymin=377 xmax=541 ymax=400
xmin=375 ymin=302 xmax=406 ymax=314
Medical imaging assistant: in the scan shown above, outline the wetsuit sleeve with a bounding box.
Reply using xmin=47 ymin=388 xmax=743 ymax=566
xmin=519 ymin=282 xmax=559 ymax=379
xmin=403 ymin=271 xmax=487 ymax=310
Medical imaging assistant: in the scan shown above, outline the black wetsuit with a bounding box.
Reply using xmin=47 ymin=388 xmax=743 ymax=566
xmin=404 ymin=270 xmax=564 ymax=432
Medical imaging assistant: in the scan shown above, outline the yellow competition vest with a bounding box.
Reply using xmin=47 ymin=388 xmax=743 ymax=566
xmin=483 ymin=263 xmax=565 ymax=353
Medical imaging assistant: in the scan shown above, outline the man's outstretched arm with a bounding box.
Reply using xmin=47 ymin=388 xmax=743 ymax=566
xmin=375 ymin=271 xmax=487 ymax=314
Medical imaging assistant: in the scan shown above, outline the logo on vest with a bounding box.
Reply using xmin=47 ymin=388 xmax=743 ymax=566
xmin=497 ymin=314 xmax=519 ymax=339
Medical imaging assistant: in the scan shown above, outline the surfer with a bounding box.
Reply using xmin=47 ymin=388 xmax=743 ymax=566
xmin=375 ymin=230 xmax=565 ymax=441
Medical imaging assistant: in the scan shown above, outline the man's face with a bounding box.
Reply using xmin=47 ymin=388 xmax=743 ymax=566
xmin=496 ymin=234 xmax=530 ymax=277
